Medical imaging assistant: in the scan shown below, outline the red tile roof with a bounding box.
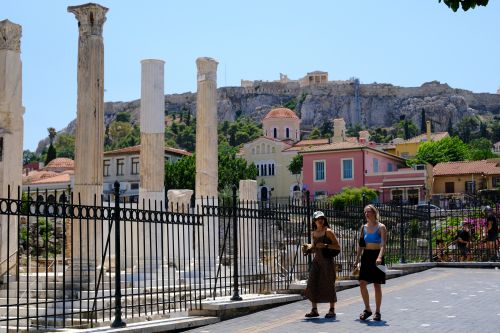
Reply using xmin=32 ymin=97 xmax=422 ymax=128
xmin=44 ymin=158 xmax=74 ymax=170
xmin=23 ymin=171 xmax=59 ymax=184
xmin=31 ymin=173 xmax=71 ymax=185
xmin=285 ymin=140 xmax=365 ymax=152
xmin=293 ymin=138 xmax=329 ymax=147
xmin=433 ymin=159 xmax=500 ymax=176
xmin=104 ymin=144 xmax=191 ymax=156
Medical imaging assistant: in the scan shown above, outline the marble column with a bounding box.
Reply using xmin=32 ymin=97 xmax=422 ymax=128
xmin=238 ymin=180 xmax=262 ymax=278
xmin=194 ymin=57 xmax=219 ymax=278
xmin=68 ymin=3 xmax=107 ymax=205
xmin=139 ymin=59 xmax=165 ymax=205
xmin=68 ymin=3 xmax=108 ymax=277
xmin=138 ymin=59 xmax=165 ymax=271
xmin=195 ymin=57 xmax=218 ymax=199
xmin=0 ymin=20 xmax=24 ymax=276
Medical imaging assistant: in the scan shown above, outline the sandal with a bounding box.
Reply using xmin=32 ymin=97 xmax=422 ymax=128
xmin=359 ymin=309 xmax=372 ymax=320
xmin=305 ymin=308 xmax=319 ymax=318
xmin=325 ymin=308 xmax=336 ymax=318
xmin=373 ymin=312 xmax=381 ymax=321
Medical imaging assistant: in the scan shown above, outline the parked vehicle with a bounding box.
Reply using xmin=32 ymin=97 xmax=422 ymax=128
xmin=416 ymin=203 xmax=445 ymax=217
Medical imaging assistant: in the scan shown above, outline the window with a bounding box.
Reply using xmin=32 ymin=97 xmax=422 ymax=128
xmin=0 ymin=137 xmax=3 ymax=162
xmin=273 ymin=128 xmax=278 ymax=138
xmin=342 ymin=159 xmax=353 ymax=180
xmin=116 ymin=158 xmax=124 ymax=176
xmin=285 ymin=128 xmax=290 ymax=138
xmin=314 ymin=161 xmax=325 ymax=181
xmin=373 ymin=158 xmax=379 ymax=173
xmin=391 ymin=189 xmax=403 ymax=203
xmin=103 ymin=160 xmax=110 ymax=177
xmin=387 ymin=163 xmax=393 ymax=172
xmin=131 ymin=157 xmax=139 ymax=175
xmin=445 ymin=182 xmax=455 ymax=193
xmin=407 ymin=189 xmax=419 ymax=205
xmin=465 ymin=181 xmax=475 ymax=194
xmin=257 ymin=161 xmax=275 ymax=176
xmin=130 ymin=183 xmax=139 ymax=190
xmin=493 ymin=177 xmax=500 ymax=187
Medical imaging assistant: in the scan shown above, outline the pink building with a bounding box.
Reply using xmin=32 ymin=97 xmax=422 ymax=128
xmin=287 ymin=140 xmax=429 ymax=203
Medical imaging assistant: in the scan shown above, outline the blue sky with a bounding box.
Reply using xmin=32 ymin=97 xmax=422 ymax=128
xmin=3 ymin=1 xmax=500 ymax=151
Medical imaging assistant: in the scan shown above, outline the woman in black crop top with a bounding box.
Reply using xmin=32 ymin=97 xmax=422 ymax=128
xmin=354 ymin=204 xmax=387 ymax=322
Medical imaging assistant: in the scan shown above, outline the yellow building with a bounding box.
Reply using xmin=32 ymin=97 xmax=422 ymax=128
xmin=239 ymin=108 xmax=302 ymax=200
xmin=394 ymin=121 xmax=449 ymax=158
xmin=432 ymin=159 xmax=500 ymax=207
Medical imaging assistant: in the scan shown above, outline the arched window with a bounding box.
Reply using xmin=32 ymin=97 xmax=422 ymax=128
xmin=286 ymin=128 xmax=290 ymax=138
xmin=273 ymin=128 xmax=278 ymax=138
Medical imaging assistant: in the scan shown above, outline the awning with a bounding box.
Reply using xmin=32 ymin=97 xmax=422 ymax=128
xmin=379 ymin=184 xmax=424 ymax=189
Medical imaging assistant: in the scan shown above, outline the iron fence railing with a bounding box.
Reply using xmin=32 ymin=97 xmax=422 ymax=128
xmin=0 ymin=184 xmax=497 ymax=331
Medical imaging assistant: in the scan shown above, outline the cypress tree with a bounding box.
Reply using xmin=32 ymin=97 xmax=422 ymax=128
xmin=420 ymin=109 xmax=426 ymax=134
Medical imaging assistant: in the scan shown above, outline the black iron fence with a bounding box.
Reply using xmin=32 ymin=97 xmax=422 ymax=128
xmin=0 ymin=185 xmax=498 ymax=331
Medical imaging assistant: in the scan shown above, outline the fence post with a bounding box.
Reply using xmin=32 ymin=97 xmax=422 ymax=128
xmin=306 ymin=191 xmax=311 ymax=267
xmin=111 ymin=181 xmax=126 ymax=328
xmin=427 ymin=200 xmax=433 ymax=262
xmin=399 ymin=199 xmax=406 ymax=263
xmin=230 ymin=185 xmax=242 ymax=301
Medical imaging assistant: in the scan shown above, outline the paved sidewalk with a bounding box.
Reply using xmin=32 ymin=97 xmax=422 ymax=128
xmin=183 ymin=267 xmax=500 ymax=333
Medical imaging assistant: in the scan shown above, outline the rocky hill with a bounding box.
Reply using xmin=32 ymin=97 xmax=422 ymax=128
xmin=36 ymin=80 xmax=500 ymax=154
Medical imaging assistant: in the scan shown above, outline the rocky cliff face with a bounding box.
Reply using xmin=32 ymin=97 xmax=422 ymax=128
xmin=36 ymin=80 xmax=500 ymax=153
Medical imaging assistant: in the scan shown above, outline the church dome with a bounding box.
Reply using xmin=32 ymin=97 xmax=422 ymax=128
xmin=44 ymin=158 xmax=74 ymax=171
xmin=264 ymin=108 xmax=299 ymax=120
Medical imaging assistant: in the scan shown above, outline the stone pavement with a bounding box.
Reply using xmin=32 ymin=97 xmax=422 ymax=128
xmin=183 ymin=267 xmax=500 ymax=333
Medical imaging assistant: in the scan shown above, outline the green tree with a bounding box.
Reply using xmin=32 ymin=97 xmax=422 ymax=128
xmin=411 ymin=136 xmax=470 ymax=166
xmin=54 ymin=133 xmax=75 ymax=159
xmin=369 ymin=127 xmax=392 ymax=143
xmin=456 ymin=116 xmax=479 ymax=143
xmin=45 ymin=127 xmax=57 ymax=165
xmin=164 ymin=143 xmax=258 ymax=193
xmin=320 ymin=121 xmax=333 ymax=138
xmin=394 ymin=120 xmax=418 ymax=140
xmin=329 ymin=187 xmax=378 ymax=209
xmin=176 ymin=125 xmax=195 ymax=152
xmin=468 ymin=138 xmax=495 ymax=160
xmin=47 ymin=127 xmax=56 ymax=145
xmin=420 ymin=109 xmax=426 ymax=134
xmin=283 ymin=98 xmax=297 ymax=111
xmin=288 ymin=154 xmax=303 ymax=189
xmin=218 ymin=142 xmax=258 ymax=192
xmin=346 ymin=124 xmax=363 ymax=138
xmin=164 ymin=155 xmax=196 ymax=191
xmin=308 ymin=127 xmax=322 ymax=139
xmin=491 ymin=117 xmax=500 ymax=142
xmin=115 ymin=111 xmax=131 ymax=123
xmin=447 ymin=117 xmax=454 ymax=136
xmin=479 ymin=121 xmax=489 ymax=139
xmin=23 ymin=150 xmax=38 ymax=165
xmin=439 ymin=0 xmax=488 ymax=12
xmin=45 ymin=145 xmax=57 ymax=165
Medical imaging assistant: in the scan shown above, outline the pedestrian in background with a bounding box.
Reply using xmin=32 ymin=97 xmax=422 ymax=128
xmin=484 ymin=206 xmax=498 ymax=261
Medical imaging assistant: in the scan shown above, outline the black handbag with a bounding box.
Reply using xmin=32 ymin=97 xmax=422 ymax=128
xmin=322 ymin=235 xmax=340 ymax=259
